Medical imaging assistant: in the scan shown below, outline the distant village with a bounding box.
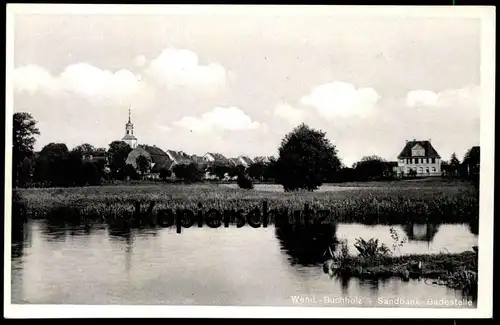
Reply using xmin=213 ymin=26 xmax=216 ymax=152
xmin=76 ymin=109 xmax=478 ymax=182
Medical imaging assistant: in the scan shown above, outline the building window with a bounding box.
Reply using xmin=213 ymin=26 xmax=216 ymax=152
xmin=426 ymin=168 xmax=429 ymax=174
xmin=426 ymin=158 xmax=429 ymax=164
xmin=432 ymin=167 xmax=436 ymax=172
xmin=419 ymin=167 xmax=423 ymax=173
xmin=127 ymin=130 xmax=130 ymax=135
xmin=431 ymin=158 xmax=435 ymax=164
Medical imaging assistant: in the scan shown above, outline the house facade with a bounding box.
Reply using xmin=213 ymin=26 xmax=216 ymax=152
xmin=396 ymin=139 xmax=441 ymax=177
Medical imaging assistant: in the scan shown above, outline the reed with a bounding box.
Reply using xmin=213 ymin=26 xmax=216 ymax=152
xmin=326 ymin=250 xmax=478 ymax=294
xmin=12 ymin=181 xmax=478 ymax=225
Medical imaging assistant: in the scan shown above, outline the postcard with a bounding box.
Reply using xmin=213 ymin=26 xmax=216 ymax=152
xmin=4 ymin=4 xmax=495 ymax=319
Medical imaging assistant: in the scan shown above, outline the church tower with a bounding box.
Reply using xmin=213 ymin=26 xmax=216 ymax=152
xmin=121 ymin=108 xmax=138 ymax=149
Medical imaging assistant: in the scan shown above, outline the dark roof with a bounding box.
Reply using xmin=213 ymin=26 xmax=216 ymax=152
xmin=138 ymin=145 xmax=167 ymax=156
xmin=397 ymin=140 xmax=441 ymax=159
xmin=137 ymin=145 xmax=170 ymax=167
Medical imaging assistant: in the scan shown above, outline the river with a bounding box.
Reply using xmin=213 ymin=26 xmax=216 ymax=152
xmin=10 ymin=219 xmax=477 ymax=307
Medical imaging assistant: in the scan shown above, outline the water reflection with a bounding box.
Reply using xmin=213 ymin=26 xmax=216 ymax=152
xmin=10 ymin=216 xmax=478 ymax=306
xmin=402 ymin=223 xmax=440 ymax=242
xmin=274 ymin=222 xmax=338 ymax=266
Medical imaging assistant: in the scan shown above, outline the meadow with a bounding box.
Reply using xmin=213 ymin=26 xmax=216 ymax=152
xmin=12 ymin=178 xmax=479 ymax=226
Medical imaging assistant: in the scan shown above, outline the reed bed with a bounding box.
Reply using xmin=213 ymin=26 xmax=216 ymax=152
xmin=12 ymin=181 xmax=478 ymax=225
xmin=327 ymin=251 xmax=478 ymax=294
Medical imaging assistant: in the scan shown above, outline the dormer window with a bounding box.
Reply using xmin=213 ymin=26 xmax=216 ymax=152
xmin=411 ymin=144 xmax=425 ymax=157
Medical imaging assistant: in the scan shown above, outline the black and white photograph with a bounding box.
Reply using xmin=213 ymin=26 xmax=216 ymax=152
xmin=4 ymin=4 xmax=495 ymax=319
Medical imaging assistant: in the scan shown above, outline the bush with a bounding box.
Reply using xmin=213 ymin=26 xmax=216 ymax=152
xmin=353 ymin=237 xmax=391 ymax=259
xmin=124 ymin=164 xmax=140 ymax=180
xmin=159 ymin=168 xmax=172 ymax=180
xmin=237 ymin=173 xmax=254 ymax=189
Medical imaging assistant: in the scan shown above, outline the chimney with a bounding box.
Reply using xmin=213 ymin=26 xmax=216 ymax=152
xmin=413 ymin=138 xmax=416 ymax=142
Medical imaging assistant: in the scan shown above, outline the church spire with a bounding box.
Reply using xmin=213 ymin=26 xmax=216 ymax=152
xmin=122 ymin=106 xmax=138 ymax=149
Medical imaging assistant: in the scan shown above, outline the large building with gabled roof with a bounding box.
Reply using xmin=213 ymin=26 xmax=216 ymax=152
xmin=396 ymin=139 xmax=442 ymax=177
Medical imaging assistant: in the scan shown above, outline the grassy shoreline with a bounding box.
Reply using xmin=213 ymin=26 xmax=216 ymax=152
xmin=324 ymin=251 xmax=478 ymax=295
xmin=12 ymin=180 xmax=479 ymax=225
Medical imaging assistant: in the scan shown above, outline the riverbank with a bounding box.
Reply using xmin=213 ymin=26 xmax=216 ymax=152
xmin=324 ymin=251 xmax=478 ymax=295
xmin=12 ymin=180 xmax=478 ymax=225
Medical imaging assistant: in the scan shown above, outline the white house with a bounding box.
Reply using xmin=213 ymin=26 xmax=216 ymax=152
xmin=396 ymin=139 xmax=441 ymax=177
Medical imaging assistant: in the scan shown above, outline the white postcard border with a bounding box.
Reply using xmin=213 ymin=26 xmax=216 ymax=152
xmin=4 ymin=4 xmax=496 ymax=319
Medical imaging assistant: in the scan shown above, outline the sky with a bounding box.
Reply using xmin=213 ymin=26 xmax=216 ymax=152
xmin=11 ymin=6 xmax=482 ymax=167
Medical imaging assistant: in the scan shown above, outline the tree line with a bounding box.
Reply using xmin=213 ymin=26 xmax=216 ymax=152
xmin=12 ymin=112 xmax=480 ymax=191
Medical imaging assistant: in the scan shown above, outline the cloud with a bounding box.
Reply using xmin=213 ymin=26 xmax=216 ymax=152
xmin=405 ymin=85 xmax=480 ymax=120
xmin=134 ymin=55 xmax=147 ymax=67
xmin=406 ymin=85 xmax=480 ymax=107
xmin=172 ymin=106 xmax=260 ymax=134
xmin=300 ymin=81 xmax=380 ymax=119
xmin=145 ymin=48 xmax=227 ymax=94
xmin=14 ymin=63 xmax=145 ymax=107
xmin=274 ymin=103 xmax=306 ymax=126
xmin=406 ymin=90 xmax=439 ymax=107
xmin=14 ymin=65 xmax=59 ymax=95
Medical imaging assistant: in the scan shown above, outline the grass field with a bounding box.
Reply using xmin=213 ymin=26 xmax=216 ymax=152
xmin=12 ymin=178 xmax=479 ymax=225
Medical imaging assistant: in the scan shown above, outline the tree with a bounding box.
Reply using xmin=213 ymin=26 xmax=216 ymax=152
xmin=80 ymin=162 xmax=102 ymax=185
xmin=207 ymin=162 xmax=230 ymax=180
xmin=94 ymin=147 xmax=107 ymax=156
xmin=450 ymin=152 xmax=460 ymax=166
xmin=263 ymin=156 xmax=278 ymax=182
xmin=228 ymin=165 xmax=245 ymax=178
xmin=463 ymin=146 xmax=480 ymax=167
xmin=463 ymin=146 xmax=480 ymax=189
xmin=275 ymin=123 xmax=341 ymax=191
xmin=136 ymin=155 xmax=151 ymax=177
xmin=34 ymin=143 xmax=70 ymax=187
xmin=159 ymin=168 xmax=172 ymax=180
xmin=67 ymin=148 xmax=85 ymax=185
xmin=73 ymin=143 xmax=96 ymax=158
xmin=107 ymin=141 xmax=132 ymax=180
xmin=247 ymin=161 xmax=266 ymax=181
xmin=335 ymin=167 xmax=356 ymax=182
xmin=124 ymin=164 xmax=140 ymax=180
xmin=353 ymin=155 xmax=389 ymax=181
xmin=172 ymin=163 xmax=204 ymax=183
xmin=12 ymin=112 xmax=40 ymax=187
xmin=237 ymin=172 xmax=254 ymax=189
xmin=449 ymin=152 xmax=461 ymax=177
